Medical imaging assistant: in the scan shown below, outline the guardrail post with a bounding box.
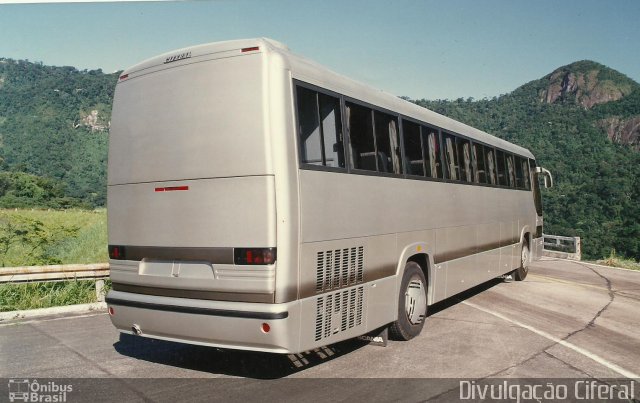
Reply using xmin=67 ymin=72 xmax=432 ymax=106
xmin=95 ymin=279 xmax=105 ymax=302
xmin=574 ymin=237 xmax=581 ymax=261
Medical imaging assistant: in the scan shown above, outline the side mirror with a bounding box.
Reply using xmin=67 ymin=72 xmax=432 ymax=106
xmin=534 ymin=167 xmax=553 ymax=188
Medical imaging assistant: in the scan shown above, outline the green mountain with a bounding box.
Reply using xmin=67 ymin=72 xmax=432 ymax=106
xmin=0 ymin=58 xmax=118 ymax=207
xmin=416 ymin=60 xmax=640 ymax=260
xmin=0 ymin=58 xmax=638 ymax=260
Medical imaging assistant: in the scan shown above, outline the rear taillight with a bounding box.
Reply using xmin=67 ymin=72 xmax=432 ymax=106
xmin=234 ymin=248 xmax=276 ymax=265
xmin=108 ymin=245 xmax=126 ymax=260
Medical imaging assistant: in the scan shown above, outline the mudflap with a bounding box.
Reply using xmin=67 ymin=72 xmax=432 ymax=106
xmin=357 ymin=326 xmax=389 ymax=347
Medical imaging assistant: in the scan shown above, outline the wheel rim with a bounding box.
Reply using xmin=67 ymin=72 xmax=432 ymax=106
xmin=521 ymin=245 xmax=529 ymax=273
xmin=405 ymin=275 xmax=427 ymax=325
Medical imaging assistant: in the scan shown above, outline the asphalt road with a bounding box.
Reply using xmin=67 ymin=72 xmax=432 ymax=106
xmin=1 ymin=258 xmax=639 ymax=401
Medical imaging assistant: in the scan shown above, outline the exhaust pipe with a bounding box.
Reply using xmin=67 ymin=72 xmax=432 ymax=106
xmin=132 ymin=324 xmax=142 ymax=336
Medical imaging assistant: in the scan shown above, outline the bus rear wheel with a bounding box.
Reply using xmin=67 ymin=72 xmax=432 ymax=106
xmin=513 ymin=242 xmax=529 ymax=281
xmin=389 ymin=261 xmax=427 ymax=341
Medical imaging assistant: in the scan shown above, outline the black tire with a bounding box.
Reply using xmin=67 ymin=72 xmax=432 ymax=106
xmin=513 ymin=242 xmax=529 ymax=281
xmin=389 ymin=261 xmax=428 ymax=341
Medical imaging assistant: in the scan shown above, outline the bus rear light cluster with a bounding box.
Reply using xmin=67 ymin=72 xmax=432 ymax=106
xmin=234 ymin=248 xmax=276 ymax=265
xmin=108 ymin=245 xmax=126 ymax=260
xmin=241 ymin=46 xmax=259 ymax=53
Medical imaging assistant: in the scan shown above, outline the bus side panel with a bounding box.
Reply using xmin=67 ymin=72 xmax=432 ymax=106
xmin=296 ymin=234 xmax=398 ymax=349
xmin=499 ymin=221 xmax=516 ymax=274
xmin=444 ymin=256 xmax=477 ymax=298
xmin=477 ymin=221 xmax=502 ymax=280
xmin=297 ymin=169 xmax=538 ymax=344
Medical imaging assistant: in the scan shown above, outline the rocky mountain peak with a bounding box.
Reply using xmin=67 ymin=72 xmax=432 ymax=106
xmin=539 ymin=60 xmax=638 ymax=109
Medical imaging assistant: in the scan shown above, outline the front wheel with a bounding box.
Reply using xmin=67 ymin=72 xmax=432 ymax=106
xmin=389 ymin=262 xmax=427 ymax=341
xmin=513 ymin=242 xmax=529 ymax=281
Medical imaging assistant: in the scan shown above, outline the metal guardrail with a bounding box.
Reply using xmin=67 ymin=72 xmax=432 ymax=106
xmin=542 ymin=234 xmax=581 ymax=261
xmin=0 ymin=263 xmax=110 ymax=302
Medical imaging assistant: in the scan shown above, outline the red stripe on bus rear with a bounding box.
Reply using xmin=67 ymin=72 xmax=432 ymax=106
xmin=155 ymin=186 xmax=189 ymax=192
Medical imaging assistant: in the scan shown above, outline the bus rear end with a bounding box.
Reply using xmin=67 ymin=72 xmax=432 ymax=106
xmin=106 ymin=39 xmax=299 ymax=353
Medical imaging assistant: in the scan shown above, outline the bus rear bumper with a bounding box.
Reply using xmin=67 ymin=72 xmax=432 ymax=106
xmin=106 ymin=290 xmax=300 ymax=354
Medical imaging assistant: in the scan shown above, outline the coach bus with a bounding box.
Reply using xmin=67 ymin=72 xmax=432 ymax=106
xmin=106 ymin=38 xmax=552 ymax=353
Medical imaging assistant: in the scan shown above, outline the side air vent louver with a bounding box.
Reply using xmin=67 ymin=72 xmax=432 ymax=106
xmin=315 ymin=246 xmax=364 ymax=293
xmin=315 ymin=297 xmax=324 ymax=341
xmin=314 ymin=285 xmax=365 ymax=342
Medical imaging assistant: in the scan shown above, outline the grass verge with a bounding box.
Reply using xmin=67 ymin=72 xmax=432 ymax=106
xmin=0 ymin=279 xmax=111 ymax=312
xmin=595 ymin=250 xmax=640 ymax=271
xmin=0 ymin=208 xmax=107 ymax=266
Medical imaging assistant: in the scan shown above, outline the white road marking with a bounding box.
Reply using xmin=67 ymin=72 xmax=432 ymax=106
xmin=462 ymin=300 xmax=640 ymax=379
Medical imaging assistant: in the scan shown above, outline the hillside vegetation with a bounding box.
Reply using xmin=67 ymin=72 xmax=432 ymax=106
xmin=0 ymin=58 xmax=638 ymax=261
xmin=0 ymin=58 xmax=117 ymax=207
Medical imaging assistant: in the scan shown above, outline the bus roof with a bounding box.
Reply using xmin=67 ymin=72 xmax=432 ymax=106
xmin=120 ymin=38 xmax=534 ymax=159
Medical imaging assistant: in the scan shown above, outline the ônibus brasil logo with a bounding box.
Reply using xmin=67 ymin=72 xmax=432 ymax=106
xmin=8 ymin=379 xmax=72 ymax=402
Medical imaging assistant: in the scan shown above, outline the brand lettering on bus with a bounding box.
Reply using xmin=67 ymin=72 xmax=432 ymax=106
xmin=164 ymin=52 xmax=192 ymax=64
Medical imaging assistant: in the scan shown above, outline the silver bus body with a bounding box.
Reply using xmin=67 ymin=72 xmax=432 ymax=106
xmin=106 ymin=38 xmax=548 ymax=354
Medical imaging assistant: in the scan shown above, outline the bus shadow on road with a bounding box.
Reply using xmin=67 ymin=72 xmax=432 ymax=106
xmin=114 ymin=333 xmax=369 ymax=379
xmin=113 ymin=277 xmax=506 ymax=379
xmin=427 ymin=277 xmax=505 ymax=317
xmin=427 ymin=277 xmax=512 ymax=317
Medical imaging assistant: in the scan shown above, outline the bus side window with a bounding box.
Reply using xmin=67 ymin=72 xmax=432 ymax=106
xmin=457 ymin=137 xmax=472 ymax=182
xmin=485 ymin=146 xmax=496 ymax=185
xmin=443 ymin=133 xmax=458 ymax=181
xmin=296 ymin=87 xmax=323 ymax=165
xmin=496 ymin=150 xmax=507 ymax=186
xmin=522 ymin=158 xmax=531 ymax=190
xmin=374 ymin=111 xmax=401 ymax=174
xmin=318 ymin=93 xmax=345 ymax=168
xmin=402 ymin=119 xmax=425 ymax=176
xmin=515 ymin=156 xmax=525 ymax=189
xmin=506 ymin=154 xmax=516 ymax=188
xmin=346 ymin=102 xmax=376 ymax=172
xmin=473 ymin=144 xmax=487 ymax=183
xmin=425 ymin=129 xmax=442 ymax=179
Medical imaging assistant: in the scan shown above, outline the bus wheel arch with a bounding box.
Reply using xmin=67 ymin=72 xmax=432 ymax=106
xmin=520 ymin=228 xmax=531 ymax=249
xmin=389 ymin=260 xmax=428 ymax=341
xmin=406 ymin=253 xmax=429 ymax=285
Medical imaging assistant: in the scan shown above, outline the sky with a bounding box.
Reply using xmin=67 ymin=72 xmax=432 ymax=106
xmin=0 ymin=0 xmax=639 ymax=100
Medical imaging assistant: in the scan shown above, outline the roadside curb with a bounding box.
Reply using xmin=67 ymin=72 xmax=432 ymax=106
xmin=0 ymin=302 xmax=107 ymax=322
